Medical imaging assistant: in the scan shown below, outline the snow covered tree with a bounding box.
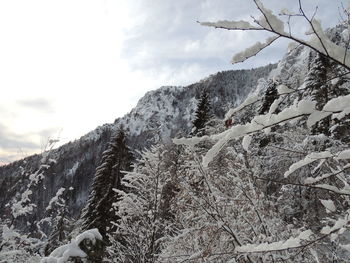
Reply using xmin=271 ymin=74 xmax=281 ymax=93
xmin=171 ymin=0 xmax=350 ymax=261
xmin=158 ymin=139 xmax=312 ymax=262
xmin=23 ymin=1 xmax=350 ymax=262
xmin=80 ymin=126 xmax=133 ymax=260
xmin=191 ymin=88 xmax=212 ymax=136
xmin=43 ymin=188 xmax=74 ymax=256
xmin=106 ymin=144 xmax=182 ymax=262
xmin=0 ymin=150 xmax=58 ymax=262
xmin=259 ymin=80 xmax=278 ymax=114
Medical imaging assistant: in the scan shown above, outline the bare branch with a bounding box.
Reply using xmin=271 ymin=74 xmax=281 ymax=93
xmin=298 ymin=2 xmax=329 ymax=57
xmin=267 ymin=145 xmax=307 ymax=155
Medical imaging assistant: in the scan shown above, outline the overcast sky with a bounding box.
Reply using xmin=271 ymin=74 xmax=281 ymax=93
xmin=0 ymin=0 xmax=345 ymax=164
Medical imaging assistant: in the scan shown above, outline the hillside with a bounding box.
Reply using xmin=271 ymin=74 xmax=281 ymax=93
xmin=0 ymin=64 xmax=275 ymax=224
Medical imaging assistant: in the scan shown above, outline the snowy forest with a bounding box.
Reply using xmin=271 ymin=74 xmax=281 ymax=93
xmin=2 ymin=0 xmax=350 ymax=262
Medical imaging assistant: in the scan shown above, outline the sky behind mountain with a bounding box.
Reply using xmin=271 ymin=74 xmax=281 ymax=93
xmin=0 ymin=0 xmax=344 ymax=164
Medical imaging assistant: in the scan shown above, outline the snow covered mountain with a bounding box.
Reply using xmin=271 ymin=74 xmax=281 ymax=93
xmin=2 ymin=21 xmax=350 ymax=262
xmin=0 ymin=63 xmax=275 ymax=224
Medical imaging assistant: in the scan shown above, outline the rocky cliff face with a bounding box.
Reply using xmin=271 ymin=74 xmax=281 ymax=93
xmin=0 ymin=63 xmax=275 ymax=226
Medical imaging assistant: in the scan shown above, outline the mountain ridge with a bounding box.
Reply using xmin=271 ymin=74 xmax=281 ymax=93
xmin=0 ymin=63 xmax=276 ymax=225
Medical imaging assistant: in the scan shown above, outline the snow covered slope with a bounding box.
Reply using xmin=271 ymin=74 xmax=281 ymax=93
xmin=0 ymin=64 xmax=275 ymax=225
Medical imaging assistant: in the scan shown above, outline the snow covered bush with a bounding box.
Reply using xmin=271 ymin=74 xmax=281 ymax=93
xmin=160 ymin=141 xmax=307 ymax=262
xmin=40 ymin=228 xmax=103 ymax=263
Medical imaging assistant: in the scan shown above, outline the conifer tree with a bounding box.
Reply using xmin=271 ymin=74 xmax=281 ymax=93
xmin=80 ymin=126 xmax=133 ymax=242
xmin=259 ymin=80 xmax=278 ymax=114
xmin=192 ymin=88 xmax=212 ymax=136
xmin=305 ymin=53 xmax=332 ymax=136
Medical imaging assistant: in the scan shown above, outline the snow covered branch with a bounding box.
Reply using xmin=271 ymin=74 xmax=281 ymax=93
xmin=176 ymin=92 xmax=350 ymax=168
xmin=200 ymin=0 xmax=350 ymax=71
xmin=172 ymin=2 xmax=350 ymax=261
xmin=232 ymin=36 xmax=280 ymax=64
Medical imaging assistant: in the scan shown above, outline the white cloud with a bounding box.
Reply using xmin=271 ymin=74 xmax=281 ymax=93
xmin=0 ymin=0 xmax=150 ymax=160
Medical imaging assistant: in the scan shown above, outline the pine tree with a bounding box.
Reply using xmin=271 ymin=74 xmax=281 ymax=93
xmin=192 ymin=88 xmax=212 ymax=136
xmin=259 ymin=80 xmax=278 ymax=114
xmin=305 ymin=53 xmax=332 ymax=136
xmin=306 ymin=52 xmax=350 ymax=142
xmin=80 ymin=126 xmax=133 ymax=248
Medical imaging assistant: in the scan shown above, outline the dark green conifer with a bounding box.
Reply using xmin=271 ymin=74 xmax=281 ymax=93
xmin=306 ymin=53 xmax=331 ymax=136
xmin=81 ymin=126 xmax=133 ymax=239
xmin=259 ymin=80 xmax=278 ymax=115
xmin=192 ymin=89 xmax=212 ymax=136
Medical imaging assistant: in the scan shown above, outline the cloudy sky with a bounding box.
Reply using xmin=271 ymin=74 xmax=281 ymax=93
xmin=0 ymin=0 xmax=344 ymax=164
